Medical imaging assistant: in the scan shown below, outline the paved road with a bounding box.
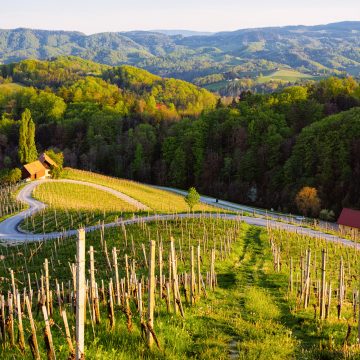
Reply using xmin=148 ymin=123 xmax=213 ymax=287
xmin=0 ymin=179 xmax=149 ymax=242
xmin=152 ymin=185 xmax=338 ymax=231
xmin=0 ymin=181 xmax=356 ymax=250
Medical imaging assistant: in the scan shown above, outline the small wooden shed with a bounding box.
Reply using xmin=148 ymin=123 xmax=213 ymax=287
xmin=337 ymin=208 xmax=360 ymax=240
xmin=22 ymin=160 xmax=46 ymax=181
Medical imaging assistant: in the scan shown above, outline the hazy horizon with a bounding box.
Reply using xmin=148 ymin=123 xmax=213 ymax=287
xmin=1 ymin=0 xmax=360 ymax=34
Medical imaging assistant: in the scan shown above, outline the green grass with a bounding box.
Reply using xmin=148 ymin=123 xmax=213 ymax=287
xmin=257 ymin=69 xmax=314 ymax=83
xmin=1 ymin=216 xmax=359 ymax=359
xmin=62 ymin=168 xmax=217 ymax=213
xmin=204 ymin=80 xmax=228 ymax=91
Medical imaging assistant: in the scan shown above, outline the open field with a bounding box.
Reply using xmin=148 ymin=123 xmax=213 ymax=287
xmin=257 ymin=69 xmax=314 ymax=83
xmin=62 ymin=168 xmax=217 ymax=213
xmin=0 ymin=214 xmax=359 ymax=359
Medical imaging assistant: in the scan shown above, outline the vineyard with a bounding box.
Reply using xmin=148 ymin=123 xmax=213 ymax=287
xmin=20 ymin=181 xmax=139 ymax=234
xmin=62 ymin=168 xmax=216 ymax=213
xmin=0 ymin=212 xmax=359 ymax=359
xmin=0 ymin=183 xmax=26 ymax=221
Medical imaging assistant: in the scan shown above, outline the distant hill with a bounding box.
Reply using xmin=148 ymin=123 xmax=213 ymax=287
xmin=0 ymin=22 xmax=360 ymax=93
xmin=152 ymin=30 xmax=213 ymax=37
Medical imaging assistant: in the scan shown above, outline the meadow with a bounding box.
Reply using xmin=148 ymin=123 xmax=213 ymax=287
xmin=256 ymin=69 xmax=314 ymax=84
xmin=256 ymin=69 xmax=314 ymax=83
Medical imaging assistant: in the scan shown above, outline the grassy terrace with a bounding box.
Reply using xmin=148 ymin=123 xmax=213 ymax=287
xmin=62 ymin=168 xmax=217 ymax=213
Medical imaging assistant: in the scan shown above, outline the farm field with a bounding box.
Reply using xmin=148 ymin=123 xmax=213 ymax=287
xmin=0 ymin=213 xmax=359 ymax=359
xmin=62 ymin=168 xmax=217 ymax=213
xmin=256 ymin=69 xmax=314 ymax=83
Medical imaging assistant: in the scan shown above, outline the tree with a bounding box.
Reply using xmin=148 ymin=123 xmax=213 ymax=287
xmin=0 ymin=168 xmax=22 ymax=184
xmin=185 ymin=187 xmax=200 ymax=212
xmin=319 ymin=209 xmax=335 ymax=222
xmin=18 ymin=109 xmax=38 ymax=164
xmin=295 ymin=187 xmax=321 ymax=217
xmin=45 ymin=149 xmax=64 ymax=179
xmin=45 ymin=149 xmax=64 ymax=168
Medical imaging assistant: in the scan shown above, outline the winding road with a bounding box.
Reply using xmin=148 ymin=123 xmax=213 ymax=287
xmin=0 ymin=180 xmax=358 ymax=251
xmin=0 ymin=179 xmax=149 ymax=243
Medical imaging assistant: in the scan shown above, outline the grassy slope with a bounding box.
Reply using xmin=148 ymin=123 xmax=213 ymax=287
xmin=20 ymin=182 xmax=138 ymax=233
xmin=257 ymin=69 xmax=314 ymax=83
xmin=33 ymin=182 xmax=137 ymax=212
xmin=62 ymin=168 xmax=217 ymax=213
xmin=1 ymin=216 xmax=358 ymax=359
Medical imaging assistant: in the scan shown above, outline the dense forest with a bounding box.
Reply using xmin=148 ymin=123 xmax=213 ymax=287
xmin=0 ymin=56 xmax=360 ymax=216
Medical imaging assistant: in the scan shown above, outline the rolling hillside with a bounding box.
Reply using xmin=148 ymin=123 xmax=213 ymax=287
xmin=0 ymin=21 xmax=360 ymax=90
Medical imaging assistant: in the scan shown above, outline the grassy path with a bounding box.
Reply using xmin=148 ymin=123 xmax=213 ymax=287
xmin=193 ymin=224 xmax=358 ymax=359
xmin=183 ymin=225 xmax=300 ymax=359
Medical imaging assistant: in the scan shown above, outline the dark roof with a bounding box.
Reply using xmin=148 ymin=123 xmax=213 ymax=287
xmin=337 ymin=208 xmax=360 ymax=229
xmin=39 ymin=153 xmax=58 ymax=168
xmin=23 ymin=161 xmax=46 ymax=175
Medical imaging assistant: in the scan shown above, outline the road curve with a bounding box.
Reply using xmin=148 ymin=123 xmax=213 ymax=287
xmin=0 ymin=181 xmax=358 ymax=250
xmin=0 ymin=179 xmax=149 ymax=242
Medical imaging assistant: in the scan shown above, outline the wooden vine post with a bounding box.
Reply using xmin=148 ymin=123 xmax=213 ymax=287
xmin=197 ymin=245 xmax=201 ymax=296
xmin=147 ymin=240 xmax=156 ymax=348
xmin=25 ymin=295 xmax=40 ymax=360
xmin=320 ymin=249 xmax=326 ymax=320
xmin=61 ymin=309 xmax=75 ymax=356
xmin=190 ymin=246 xmax=195 ymax=305
xmin=76 ymin=229 xmax=86 ymax=360
xmin=45 ymin=259 xmax=50 ymax=315
xmin=289 ymin=257 xmax=293 ymax=293
xmin=16 ymin=293 xmax=25 ymax=353
xmin=42 ymin=305 xmax=56 ymax=360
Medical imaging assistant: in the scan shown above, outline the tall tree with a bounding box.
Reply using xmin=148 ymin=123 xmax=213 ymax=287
xmin=18 ymin=109 xmax=38 ymax=164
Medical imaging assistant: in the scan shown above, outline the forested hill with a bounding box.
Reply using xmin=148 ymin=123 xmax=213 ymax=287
xmin=0 ymin=57 xmax=360 ymax=217
xmin=0 ymin=56 xmax=216 ymax=118
xmin=1 ymin=21 xmax=360 ymax=86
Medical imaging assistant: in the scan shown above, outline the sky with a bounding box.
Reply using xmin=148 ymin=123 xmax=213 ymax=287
xmin=1 ymin=0 xmax=360 ymax=34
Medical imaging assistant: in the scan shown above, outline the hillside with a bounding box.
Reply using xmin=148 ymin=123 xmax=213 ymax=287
xmin=0 ymin=56 xmax=217 ymax=117
xmin=0 ymin=21 xmax=360 ymax=93
xmin=1 ymin=59 xmax=360 ymax=216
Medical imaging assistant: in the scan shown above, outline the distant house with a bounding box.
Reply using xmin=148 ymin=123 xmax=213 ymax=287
xmin=22 ymin=153 xmax=58 ymax=181
xmin=38 ymin=153 xmax=58 ymax=177
xmin=337 ymin=208 xmax=360 ymax=240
